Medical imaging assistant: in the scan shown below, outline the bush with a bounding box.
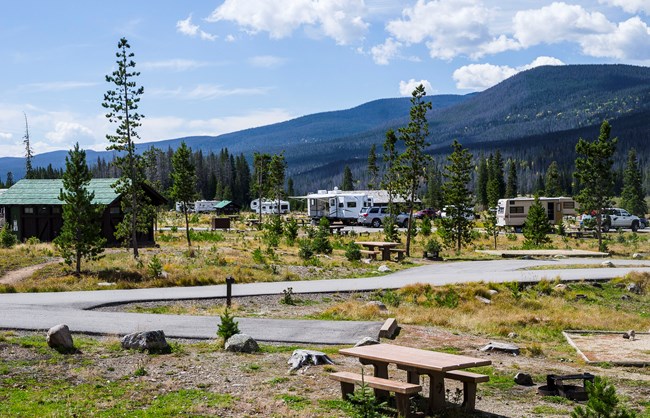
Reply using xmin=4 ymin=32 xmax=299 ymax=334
xmin=345 ymin=242 xmax=361 ymax=261
xmin=383 ymin=217 xmax=399 ymax=243
xmin=420 ymin=217 xmax=432 ymax=237
xmin=424 ymin=238 xmax=442 ymax=254
xmin=147 ymin=255 xmax=163 ymax=278
xmin=571 ymin=377 xmax=636 ymax=418
xmin=0 ymin=224 xmax=17 ymax=248
xmin=312 ymin=218 xmax=332 ymax=254
xmin=298 ymin=239 xmax=314 ymax=260
xmin=284 ymin=218 xmax=299 ymax=245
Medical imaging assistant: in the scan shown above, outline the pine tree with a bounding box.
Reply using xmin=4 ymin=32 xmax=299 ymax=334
xmin=440 ymin=140 xmax=474 ymax=253
xmin=341 ymin=165 xmax=354 ymax=190
xmin=54 ymin=143 xmax=106 ymax=275
xmin=268 ymin=152 xmax=287 ymax=220
xmin=574 ymin=121 xmax=617 ymax=251
xmin=523 ymin=195 xmax=552 ymax=247
xmin=170 ymin=142 xmax=198 ymax=248
xmin=103 ymin=37 xmax=150 ymax=258
xmin=505 ymin=159 xmax=517 ymax=198
xmin=382 ymin=129 xmax=399 ymax=213
xmin=396 ymin=84 xmax=432 ymax=256
xmin=23 ymin=113 xmax=34 ymax=180
xmin=487 ymin=151 xmax=504 ymax=207
xmin=366 ymin=144 xmax=379 ymax=189
xmin=620 ymin=148 xmax=647 ymax=217
xmin=251 ymin=152 xmax=271 ymax=222
xmin=217 ymin=308 xmax=240 ymax=344
xmin=476 ymin=156 xmax=488 ymax=209
xmin=424 ymin=162 xmax=444 ymax=210
xmin=6 ymin=172 xmax=13 ymax=187
xmin=545 ymin=161 xmax=563 ymax=196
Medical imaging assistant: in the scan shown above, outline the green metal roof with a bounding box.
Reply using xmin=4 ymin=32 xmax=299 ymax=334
xmin=214 ymin=200 xmax=232 ymax=209
xmin=0 ymin=179 xmax=120 ymax=206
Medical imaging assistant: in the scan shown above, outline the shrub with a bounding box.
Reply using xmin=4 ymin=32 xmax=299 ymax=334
xmin=424 ymin=238 xmax=442 ymax=254
xmin=571 ymin=377 xmax=636 ymax=418
xmin=0 ymin=224 xmax=17 ymax=248
xmin=217 ymin=308 xmax=240 ymax=344
xmin=147 ymin=255 xmax=163 ymax=278
xmin=284 ymin=218 xmax=299 ymax=245
xmin=298 ymin=239 xmax=314 ymax=260
xmin=312 ymin=218 xmax=332 ymax=254
xmin=420 ymin=217 xmax=432 ymax=237
xmin=383 ymin=217 xmax=399 ymax=243
xmin=252 ymin=247 xmax=266 ymax=264
xmin=345 ymin=242 xmax=361 ymax=261
xmin=25 ymin=237 xmax=40 ymax=245
xmin=281 ymin=287 xmax=295 ymax=305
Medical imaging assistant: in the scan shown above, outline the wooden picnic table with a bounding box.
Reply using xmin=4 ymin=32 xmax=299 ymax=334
xmin=329 ymin=225 xmax=346 ymax=235
xmin=354 ymin=241 xmax=400 ymax=261
xmin=339 ymin=343 xmax=491 ymax=413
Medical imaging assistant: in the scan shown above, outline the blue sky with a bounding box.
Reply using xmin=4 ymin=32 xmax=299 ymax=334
xmin=1 ymin=0 xmax=649 ymax=157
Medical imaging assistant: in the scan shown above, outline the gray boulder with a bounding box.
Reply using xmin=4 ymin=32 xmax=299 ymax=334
xmin=514 ymin=372 xmax=534 ymax=386
xmin=121 ymin=330 xmax=169 ymax=352
xmin=47 ymin=324 xmax=74 ymax=352
xmin=225 ymin=333 xmax=259 ymax=353
xmin=626 ymin=283 xmax=641 ymax=294
xmin=480 ymin=341 xmax=520 ymax=355
xmin=632 ymin=253 xmax=644 ymax=259
xmin=354 ymin=337 xmax=380 ymax=347
xmin=601 ymin=260 xmax=614 ymax=267
xmin=288 ymin=349 xmax=334 ymax=372
xmin=622 ymin=330 xmax=636 ymax=341
xmin=378 ymin=265 xmax=391 ymax=273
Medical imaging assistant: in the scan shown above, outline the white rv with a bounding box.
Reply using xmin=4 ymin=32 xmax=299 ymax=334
xmin=496 ymin=196 xmax=577 ymax=230
xmin=250 ymin=198 xmax=290 ymax=214
xmin=305 ymin=188 xmax=374 ymax=224
xmin=194 ymin=200 xmax=220 ymax=213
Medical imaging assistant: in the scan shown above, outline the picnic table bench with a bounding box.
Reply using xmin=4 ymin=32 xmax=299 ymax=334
xmin=390 ymin=248 xmax=407 ymax=261
xmin=359 ymin=249 xmax=380 ymax=260
xmin=355 ymin=241 xmax=401 ymax=261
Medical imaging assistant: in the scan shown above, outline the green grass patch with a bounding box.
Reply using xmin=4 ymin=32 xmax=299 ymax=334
xmin=276 ymin=394 xmax=310 ymax=410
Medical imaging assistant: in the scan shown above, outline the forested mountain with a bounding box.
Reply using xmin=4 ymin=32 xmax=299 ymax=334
xmin=1 ymin=64 xmax=649 ymax=198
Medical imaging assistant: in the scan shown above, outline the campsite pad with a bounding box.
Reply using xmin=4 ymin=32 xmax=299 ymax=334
xmin=564 ymin=331 xmax=650 ymax=366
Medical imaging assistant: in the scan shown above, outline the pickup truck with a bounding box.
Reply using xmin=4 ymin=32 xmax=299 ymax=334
xmin=582 ymin=208 xmax=641 ymax=232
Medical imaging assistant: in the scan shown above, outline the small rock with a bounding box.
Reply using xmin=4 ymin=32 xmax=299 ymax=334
xmin=592 ymin=282 xmax=603 ymax=289
xmin=354 ymin=337 xmax=380 ymax=347
xmin=621 ymin=294 xmax=631 ymax=301
xmin=121 ymin=330 xmax=169 ymax=353
xmin=553 ymin=254 xmax=567 ymax=259
xmin=622 ymin=330 xmax=636 ymax=341
xmin=575 ymin=294 xmax=587 ymax=300
xmin=480 ymin=342 xmax=520 ymax=355
xmin=361 ymin=258 xmax=371 ymax=264
xmin=365 ymin=301 xmax=388 ymax=311
xmin=626 ymin=283 xmax=641 ymax=294
xmin=47 ymin=324 xmax=74 ymax=352
xmin=475 ymin=295 xmax=491 ymax=304
xmin=225 ymin=334 xmax=259 ymax=353
xmin=488 ymin=289 xmax=498 ymax=295
xmin=521 ymin=255 xmax=533 ymax=260
xmin=553 ymin=284 xmax=568 ymax=292
xmin=514 ymin=372 xmax=534 ymax=386
xmin=601 ymin=261 xmax=614 ymax=267
xmin=507 ymin=332 xmax=518 ymax=339
xmin=287 ymin=349 xmax=334 ymax=372
xmin=96 ymin=282 xmax=116 ymax=287
xmin=378 ymin=265 xmax=391 ymax=273
xmin=632 ymin=253 xmax=644 ymax=259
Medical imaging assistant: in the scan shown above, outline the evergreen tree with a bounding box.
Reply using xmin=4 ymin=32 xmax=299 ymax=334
xmin=505 ymin=159 xmax=518 ymax=198
xmin=6 ymin=172 xmax=14 ymax=187
xmin=523 ymin=195 xmax=552 ymax=247
xmin=476 ymin=155 xmax=488 ymax=209
xmin=366 ymin=144 xmax=379 ymax=189
xmin=342 ymin=165 xmax=354 ymax=190
xmin=439 ymin=140 xmax=474 ymax=252
xmin=268 ymin=152 xmax=287 ymax=220
xmin=574 ymin=121 xmax=617 ymax=251
xmin=382 ymin=129 xmax=399 ymax=213
xmin=424 ymin=162 xmax=444 ymax=210
xmin=23 ymin=113 xmax=34 ymax=180
xmin=487 ymin=151 xmax=504 ymax=207
xmin=54 ymin=143 xmax=106 ymax=275
xmin=170 ymin=142 xmax=198 ymax=248
xmin=396 ymin=84 xmax=432 ymax=256
xmin=545 ymin=161 xmax=563 ymax=196
xmin=251 ymin=152 xmax=271 ymax=222
xmin=103 ymin=37 xmax=151 ymax=258
xmin=483 ymin=209 xmax=499 ymax=250
xmin=620 ymin=148 xmax=647 ymax=217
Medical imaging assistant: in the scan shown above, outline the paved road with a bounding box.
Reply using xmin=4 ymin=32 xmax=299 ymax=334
xmin=1 ymin=257 xmax=649 ymax=344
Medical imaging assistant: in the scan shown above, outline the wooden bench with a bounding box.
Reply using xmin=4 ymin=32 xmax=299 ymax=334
xmin=444 ymin=370 xmax=489 ymax=411
xmin=359 ymin=250 xmax=380 ymax=260
xmin=330 ymin=371 xmax=421 ymax=417
xmin=390 ymin=248 xmax=407 ymax=261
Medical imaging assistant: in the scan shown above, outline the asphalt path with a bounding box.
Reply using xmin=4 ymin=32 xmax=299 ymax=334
xmin=1 ymin=257 xmax=649 ymax=345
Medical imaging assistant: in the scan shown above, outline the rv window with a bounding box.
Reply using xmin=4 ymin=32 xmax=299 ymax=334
xmin=347 ymin=202 xmax=357 ymax=208
xmin=563 ymin=202 xmax=575 ymax=209
xmin=110 ymin=206 xmax=120 ymax=214
xmin=281 ymin=205 xmax=288 ymax=210
xmin=24 ymin=207 xmax=34 ymax=214
xmin=511 ymin=206 xmax=524 ymax=214
xmin=339 ymin=202 xmax=344 ymax=208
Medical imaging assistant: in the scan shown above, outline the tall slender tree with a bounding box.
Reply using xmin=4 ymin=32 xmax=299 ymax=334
xmin=23 ymin=113 xmax=34 ymax=180
xmin=523 ymin=195 xmax=552 ymax=247
xmin=397 ymin=84 xmax=432 ymax=256
xmin=341 ymin=165 xmax=354 ymax=190
xmin=251 ymin=152 xmax=271 ymax=222
xmin=424 ymin=162 xmax=444 ymax=210
xmin=382 ymin=129 xmax=399 ymax=213
xmin=574 ymin=121 xmax=617 ymax=251
xmin=268 ymin=152 xmax=287 ymax=219
xmin=366 ymin=144 xmax=379 ymax=190
xmin=103 ymin=37 xmax=150 ymax=258
xmin=170 ymin=142 xmax=198 ymax=248
xmin=439 ymin=140 xmax=474 ymax=252
xmin=54 ymin=143 xmax=106 ymax=275
xmin=476 ymin=155 xmax=488 ymax=209
xmin=545 ymin=161 xmax=563 ymax=196
xmin=505 ymin=159 xmax=517 ymax=198
xmin=620 ymin=148 xmax=647 ymax=217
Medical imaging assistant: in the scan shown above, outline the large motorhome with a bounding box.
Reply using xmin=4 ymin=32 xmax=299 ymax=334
xmin=496 ymin=197 xmax=577 ymax=230
xmin=250 ymin=198 xmax=290 ymax=214
xmin=305 ymin=188 xmax=374 ymax=224
xmin=194 ymin=200 xmax=221 ymax=213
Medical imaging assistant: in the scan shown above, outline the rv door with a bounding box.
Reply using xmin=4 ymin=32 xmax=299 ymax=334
xmin=329 ymin=198 xmax=337 ymax=218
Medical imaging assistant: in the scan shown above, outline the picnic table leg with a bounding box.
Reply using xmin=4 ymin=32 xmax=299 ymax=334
xmin=360 ymin=359 xmax=390 ymax=399
xmin=406 ymin=370 xmax=420 ymax=385
xmin=427 ymin=372 xmax=446 ymax=413
xmin=381 ymin=248 xmax=391 ymax=261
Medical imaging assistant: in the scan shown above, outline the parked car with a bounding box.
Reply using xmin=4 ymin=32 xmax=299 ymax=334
xmin=413 ymin=207 xmax=437 ymax=219
xmin=358 ymin=206 xmax=409 ymax=228
xmin=440 ymin=205 xmax=475 ymax=221
xmin=639 ymin=217 xmax=648 ymax=229
xmin=580 ymin=208 xmax=641 ymax=232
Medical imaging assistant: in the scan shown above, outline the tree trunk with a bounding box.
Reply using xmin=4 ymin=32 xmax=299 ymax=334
xmin=184 ymin=207 xmax=192 ymax=247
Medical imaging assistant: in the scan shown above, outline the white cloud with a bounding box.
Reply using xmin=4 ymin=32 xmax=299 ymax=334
xmin=370 ymin=38 xmax=403 ymax=65
xmin=599 ymin=0 xmax=650 ymax=15
xmin=150 ymin=84 xmax=270 ymax=100
xmin=0 ymin=132 xmax=13 ymax=140
xmin=225 ymin=34 xmax=236 ymax=42
xmin=385 ymin=0 xmax=518 ymax=60
xmin=513 ymin=2 xmax=650 ymax=60
xmin=399 ymin=79 xmax=434 ymax=96
xmin=248 ymin=55 xmax=286 ymax=68
xmin=176 ymin=15 xmax=216 ymax=41
xmin=45 ymin=121 xmax=94 ymax=144
xmin=206 ymin=0 xmax=369 ymax=45
xmin=20 ymin=81 xmax=98 ymax=92
xmin=453 ymin=56 xmax=565 ymax=90
xmin=140 ymin=59 xmax=209 ymax=72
